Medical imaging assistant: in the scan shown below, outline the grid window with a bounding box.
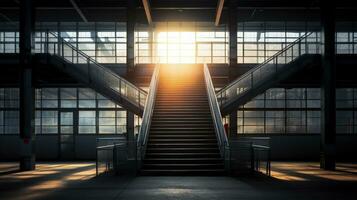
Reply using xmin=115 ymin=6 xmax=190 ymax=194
xmin=136 ymin=22 xmax=228 ymax=64
xmin=78 ymin=88 xmax=96 ymax=108
xmin=307 ymin=111 xmax=320 ymax=133
xmin=36 ymin=111 xmax=58 ymax=134
xmin=78 ymin=111 xmax=96 ymax=134
xmin=287 ymin=111 xmax=306 ymax=133
xmin=41 ymin=88 xmax=58 ymax=108
xmin=117 ymin=111 xmax=127 ymax=134
xmin=243 ymin=111 xmax=264 ymax=133
xmin=97 ymin=94 xmax=116 ymax=108
xmin=336 ymin=111 xmax=354 ymax=134
xmin=60 ymin=88 xmax=77 ymax=108
xmin=99 ymin=111 xmax=116 ymax=134
xmin=0 ymin=111 xmax=19 ymax=134
xmin=0 ymin=88 xmax=19 ymax=108
xmin=266 ymin=111 xmax=285 ymax=133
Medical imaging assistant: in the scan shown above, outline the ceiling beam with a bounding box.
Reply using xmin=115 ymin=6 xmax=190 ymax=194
xmin=0 ymin=12 xmax=13 ymax=22
xmin=142 ymin=0 xmax=152 ymax=24
xmin=69 ymin=0 xmax=88 ymax=22
xmin=215 ymin=0 xmax=225 ymax=26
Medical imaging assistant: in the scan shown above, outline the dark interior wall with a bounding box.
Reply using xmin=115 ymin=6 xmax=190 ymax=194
xmin=1 ymin=134 xmax=356 ymax=161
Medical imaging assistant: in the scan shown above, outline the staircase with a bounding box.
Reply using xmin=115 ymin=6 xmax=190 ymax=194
xmin=218 ymin=32 xmax=321 ymax=115
xmin=141 ymin=65 xmax=224 ymax=175
xmin=39 ymin=32 xmax=146 ymax=116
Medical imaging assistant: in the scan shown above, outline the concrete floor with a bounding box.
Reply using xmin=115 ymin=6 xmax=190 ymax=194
xmin=0 ymin=162 xmax=357 ymax=200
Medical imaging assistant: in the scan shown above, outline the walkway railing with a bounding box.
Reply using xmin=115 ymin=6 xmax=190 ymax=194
xmin=217 ymin=32 xmax=321 ymax=109
xmin=252 ymin=144 xmax=271 ymax=176
xmin=96 ymin=137 xmax=125 ymax=176
xmin=228 ymin=137 xmax=271 ymax=176
xmin=96 ymin=137 xmax=137 ymax=176
xmin=43 ymin=31 xmax=147 ymax=115
xmin=203 ymin=64 xmax=230 ymax=169
xmin=136 ymin=64 xmax=161 ymax=169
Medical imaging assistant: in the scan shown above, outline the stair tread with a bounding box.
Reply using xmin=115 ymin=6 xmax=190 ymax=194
xmin=142 ymin=66 xmax=224 ymax=175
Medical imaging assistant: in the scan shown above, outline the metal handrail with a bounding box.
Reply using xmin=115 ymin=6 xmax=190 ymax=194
xmin=217 ymin=32 xmax=319 ymax=107
xmin=203 ymin=64 xmax=229 ymax=158
xmin=136 ymin=63 xmax=161 ymax=166
xmin=96 ymin=142 xmax=126 ymax=176
xmin=45 ymin=31 xmax=148 ymax=111
xmin=251 ymin=144 xmax=271 ymax=176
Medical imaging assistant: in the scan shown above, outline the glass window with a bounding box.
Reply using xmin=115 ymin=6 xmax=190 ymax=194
xmin=243 ymin=111 xmax=264 ymax=134
xmin=3 ymin=111 xmax=19 ymax=134
xmin=78 ymin=111 xmax=96 ymax=134
xmin=78 ymin=88 xmax=96 ymax=108
xmin=42 ymin=88 xmax=58 ymax=108
xmin=307 ymin=111 xmax=320 ymax=133
xmin=265 ymin=111 xmax=285 ymax=133
xmin=40 ymin=111 xmax=58 ymax=134
xmin=117 ymin=111 xmax=127 ymax=134
xmin=97 ymin=94 xmax=116 ymax=108
xmin=2 ymin=88 xmax=19 ymax=108
xmin=99 ymin=111 xmax=116 ymax=134
xmin=336 ymin=111 xmax=354 ymax=134
xmin=60 ymin=88 xmax=77 ymax=108
xmin=287 ymin=111 xmax=306 ymax=133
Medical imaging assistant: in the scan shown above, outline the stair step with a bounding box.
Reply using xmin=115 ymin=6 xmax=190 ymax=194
xmin=144 ymin=158 xmax=223 ymax=164
xmin=150 ymin=124 xmax=213 ymax=128
xmin=151 ymin=118 xmax=212 ymax=122
xmin=150 ymin=131 xmax=215 ymax=135
xmin=153 ymin=111 xmax=211 ymax=115
xmin=147 ymin=143 xmax=218 ymax=148
xmin=143 ymin=163 xmax=223 ymax=170
xmin=148 ymin=138 xmax=217 ymax=142
xmin=151 ymin=119 xmax=212 ymax=123
xmin=140 ymin=169 xmax=225 ymax=176
xmin=154 ymin=105 xmax=209 ymax=108
xmin=146 ymin=147 xmax=219 ymax=153
xmin=156 ymin=100 xmax=207 ymax=102
xmin=150 ymin=127 xmax=213 ymax=130
xmin=141 ymin=66 xmax=224 ymax=175
xmin=145 ymin=152 xmax=221 ymax=158
xmin=154 ymin=108 xmax=210 ymax=111
xmin=156 ymin=96 xmax=207 ymax=99
xmin=149 ymin=134 xmax=215 ymax=138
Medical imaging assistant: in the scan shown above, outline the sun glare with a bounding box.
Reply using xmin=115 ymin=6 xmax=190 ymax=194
xmin=156 ymin=32 xmax=196 ymax=64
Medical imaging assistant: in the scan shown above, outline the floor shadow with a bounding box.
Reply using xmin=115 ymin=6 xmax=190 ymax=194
xmin=0 ymin=169 xmax=21 ymax=176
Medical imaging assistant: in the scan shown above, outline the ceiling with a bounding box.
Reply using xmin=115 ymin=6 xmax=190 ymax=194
xmin=0 ymin=0 xmax=356 ymax=22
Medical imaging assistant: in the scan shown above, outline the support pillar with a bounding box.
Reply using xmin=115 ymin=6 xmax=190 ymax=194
xmin=19 ymin=0 xmax=35 ymax=171
xmin=228 ymin=0 xmax=237 ymax=81
xmin=320 ymin=3 xmax=336 ymax=170
xmin=126 ymin=111 xmax=135 ymax=157
xmin=127 ymin=0 xmax=136 ymax=72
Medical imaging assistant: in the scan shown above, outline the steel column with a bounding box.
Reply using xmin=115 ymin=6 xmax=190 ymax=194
xmin=320 ymin=3 xmax=336 ymax=170
xmin=127 ymin=0 xmax=136 ymax=71
xmin=19 ymin=0 xmax=35 ymax=171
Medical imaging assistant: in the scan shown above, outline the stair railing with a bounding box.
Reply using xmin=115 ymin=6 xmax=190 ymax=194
xmin=203 ymin=64 xmax=230 ymax=169
xmin=43 ymin=31 xmax=147 ymax=115
xmin=136 ymin=63 xmax=161 ymax=170
xmin=217 ymin=32 xmax=320 ymax=109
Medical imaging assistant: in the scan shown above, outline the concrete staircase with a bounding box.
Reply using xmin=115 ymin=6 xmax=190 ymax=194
xmin=141 ymin=65 xmax=224 ymax=175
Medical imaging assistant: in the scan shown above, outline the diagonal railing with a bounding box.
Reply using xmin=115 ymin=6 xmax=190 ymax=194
xmin=217 ymin=32 xmax=321 ymax=111
xmin=41 ymin=31 xmax=147 ymax=116
xmin=204 ymin=64 xmax=230 ymax=170
xmin=136 ymin=63 xmax=160 ymax=170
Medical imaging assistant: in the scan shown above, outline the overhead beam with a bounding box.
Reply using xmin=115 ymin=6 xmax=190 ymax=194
xmin=142 ymin=0 xmax=152 ymax=24
xmin=69 ymin=0 xmax=88 ymax=22
xmin=215 ymin=0 xmax=225 ymax=26
xmin=0 ymin=12 xmax=13 ymax=22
